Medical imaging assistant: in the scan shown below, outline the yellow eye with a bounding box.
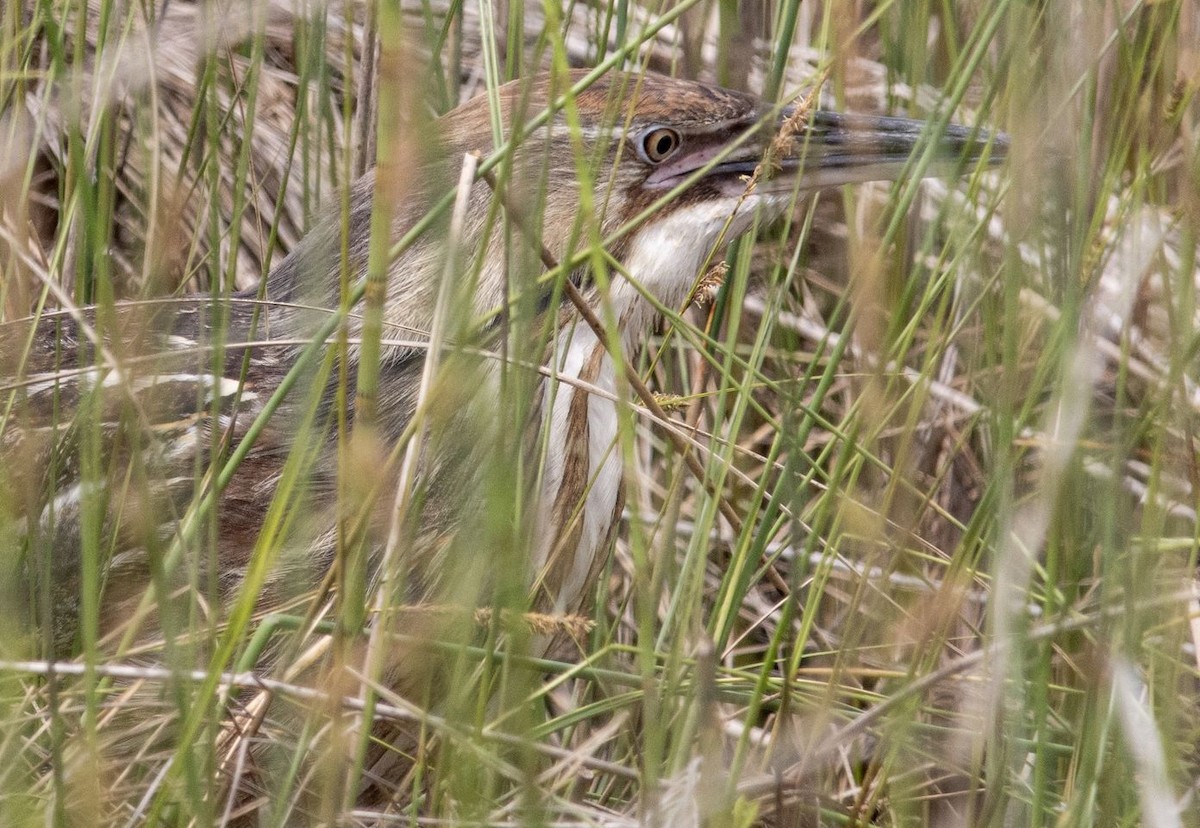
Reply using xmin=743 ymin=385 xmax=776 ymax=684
xmin=640 ymin=127 xmax=682 ymax=163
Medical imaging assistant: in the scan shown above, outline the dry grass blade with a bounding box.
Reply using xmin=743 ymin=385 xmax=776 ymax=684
xmin=3 ymin=1 xmax=1200 ymax=827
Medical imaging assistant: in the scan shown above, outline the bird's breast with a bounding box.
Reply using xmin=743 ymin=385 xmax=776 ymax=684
xmin=531 ymin=319 xmax=624 ymax=613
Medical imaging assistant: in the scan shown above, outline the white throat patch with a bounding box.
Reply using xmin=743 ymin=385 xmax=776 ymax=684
xmin=614 ymin=194 xmax=785 ymax=333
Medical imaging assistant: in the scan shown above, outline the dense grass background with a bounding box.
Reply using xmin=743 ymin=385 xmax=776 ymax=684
xmin=2 ymin=0 xmax=1199 ymax=825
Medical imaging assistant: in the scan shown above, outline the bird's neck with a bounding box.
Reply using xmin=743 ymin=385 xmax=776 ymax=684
xmin=602 ymin=195 xmax=754 ymax=348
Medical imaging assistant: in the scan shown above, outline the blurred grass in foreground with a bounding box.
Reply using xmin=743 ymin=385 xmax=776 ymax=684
xmin=1 ymin=0 xmax=1199 ymax=825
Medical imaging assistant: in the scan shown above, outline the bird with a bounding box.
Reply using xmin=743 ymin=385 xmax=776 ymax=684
xmin=2 ymin=69 xmax=1005 ymax=660
xmin=1 ymin=68 xmax=1007 ymax=822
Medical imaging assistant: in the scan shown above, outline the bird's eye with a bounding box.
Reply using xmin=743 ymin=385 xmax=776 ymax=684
xmin=639 ymin=127 xmax=682 ymax=163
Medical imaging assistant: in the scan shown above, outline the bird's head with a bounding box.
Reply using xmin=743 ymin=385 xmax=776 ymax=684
xmin=442 ymin=71 xmax=1003 ymax=333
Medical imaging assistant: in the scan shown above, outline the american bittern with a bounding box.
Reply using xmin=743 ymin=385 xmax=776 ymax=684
xmin=4 ymin=70 xmax=1004 ymax=658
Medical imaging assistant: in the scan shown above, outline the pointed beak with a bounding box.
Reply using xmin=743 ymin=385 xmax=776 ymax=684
xmin=700 ymin=107 xmax=1007 ymax=193
xmin=764 ymin=108 xmax=1008 ymax=190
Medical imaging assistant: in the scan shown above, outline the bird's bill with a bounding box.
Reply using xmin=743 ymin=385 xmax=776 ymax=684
xmin=712 ymin=109 xmax=1007 ymax=193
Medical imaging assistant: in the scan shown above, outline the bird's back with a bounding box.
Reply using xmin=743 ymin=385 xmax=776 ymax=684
xmin=2 ymin=298 xmax=316 ymax=649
